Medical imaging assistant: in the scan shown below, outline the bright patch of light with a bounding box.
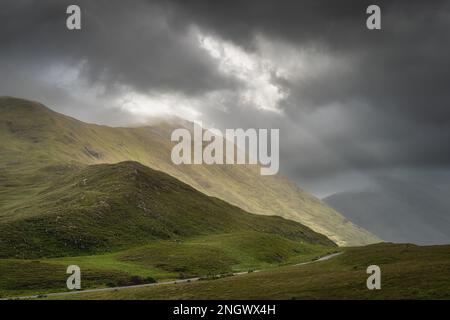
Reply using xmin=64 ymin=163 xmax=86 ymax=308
xmin=117 ymin=91 xmax=202 ymax=121
xmin=198 ymin=33 xmax=287 ymax=113
xmin=255 ymin=36 xmax=351 ymax=84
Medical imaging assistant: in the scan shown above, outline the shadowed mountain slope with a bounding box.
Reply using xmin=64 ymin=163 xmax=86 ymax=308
xmin=324 ymin=179 xmax=450 ymax=245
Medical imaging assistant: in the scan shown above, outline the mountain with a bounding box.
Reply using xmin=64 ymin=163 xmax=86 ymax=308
xmin=0 ymin=96 xmax=379 ymax=246
xmin=324 ymin=179 xmax=450 ymax=245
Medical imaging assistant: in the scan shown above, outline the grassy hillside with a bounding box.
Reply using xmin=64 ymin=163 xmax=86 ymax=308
xmin=0 ymin=159 xmax=337 ymax=297
xmin=0 ymin=161 xmax=334 ymax=259
xmin=50 ymin=243 xmax=450 ymax=300
xmin=0 ymin=235 xmax=335 ymax=298
xmin=0 ymin=96 xmax=379 ymax=246
xmin=0 ymin=259 xmax=149 ymax=298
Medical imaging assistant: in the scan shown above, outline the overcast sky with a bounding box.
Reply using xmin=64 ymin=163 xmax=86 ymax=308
xmin=1 ymin=0 xmax=450 ymax=197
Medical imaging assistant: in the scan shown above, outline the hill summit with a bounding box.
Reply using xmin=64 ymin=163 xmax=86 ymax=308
xmin=0 ymin=160 xmax=335 ymax=258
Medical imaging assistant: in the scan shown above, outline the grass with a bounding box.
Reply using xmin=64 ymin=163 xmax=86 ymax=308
xmin=0 ymin=161 xmax=335 ymax=259
xmin=0 ymin=259 xmax=155 ymax=298
xmin=183 ymin=233 xmax=334 ymax=270
xmin=116 ymin=233 xmax=334 ymax=277
xmin=0 ymin=232 xmax=335 ymax=298
xmin=47 ymin=243 xmax=450 ymax=300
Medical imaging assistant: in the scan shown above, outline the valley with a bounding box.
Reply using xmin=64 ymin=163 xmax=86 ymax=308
xmin=1 ymin=97 xmax=449 ymax=301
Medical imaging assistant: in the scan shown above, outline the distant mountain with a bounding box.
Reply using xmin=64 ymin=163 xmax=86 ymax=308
xmin=324 ymin=179 xmax=450 ymax=245
xmin=0 ymin=97 xmax=380 ymax=246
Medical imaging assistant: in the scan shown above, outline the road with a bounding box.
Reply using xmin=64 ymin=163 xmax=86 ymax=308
xmin=295 ymin=251 xmax=343 ymax=266
xmin=3 ymin=251 xmax=343 ymax=300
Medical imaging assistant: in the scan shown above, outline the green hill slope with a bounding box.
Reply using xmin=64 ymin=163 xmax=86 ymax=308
xmin=0 ymin=161 xmax=335 ymax=259
xmin=0 ymin=159 xmax=337 ymax=298
xmin=0 ymin=96 xmax=380 ymax=246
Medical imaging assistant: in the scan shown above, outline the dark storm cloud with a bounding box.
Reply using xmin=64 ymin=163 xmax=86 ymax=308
xmin=164 ymin=0 xmax=450 ymax=191
xmin=0 ymin=0 xmax=237 ymax=96
xmin=167 ymin=0 xmax=450 ymax=121
xmin=1 ymin=0 xmax=450 ymax=195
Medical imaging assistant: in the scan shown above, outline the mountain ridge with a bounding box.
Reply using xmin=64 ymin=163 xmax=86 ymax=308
xmin=0 ymin=96 xmax=380 ymax=246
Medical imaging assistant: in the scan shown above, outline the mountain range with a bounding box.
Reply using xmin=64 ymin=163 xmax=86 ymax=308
xmin=0 ymin=96 xmax=379 ymax=246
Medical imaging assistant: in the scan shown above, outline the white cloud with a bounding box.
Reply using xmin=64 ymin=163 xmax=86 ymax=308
xmin=198 ymin=32 xmax=287 ymax=113
xmin=116 ymin=90 xmax=202 ymax=121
